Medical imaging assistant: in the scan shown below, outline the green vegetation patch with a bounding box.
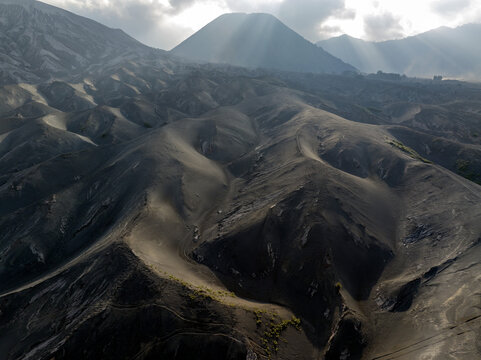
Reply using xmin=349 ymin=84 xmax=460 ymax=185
xmin=165 ymin=273 xmax=235 ymax=302
xmin=188 ymin=285 xmax=236 ymax=302
xmin=148 ymin=266 xmax=236 ymax=303
xmin=387 ymin=139 xmax=432 ymax=163
xmin=367 ymin=106 xmax=382 ymax=114
xmin=254 ymin=309 xmax=301 ymax=358
xmin=456 ymin=159 xmax=481 ymax=185
xmin=153 ymin=265 xmax=303 ymax=359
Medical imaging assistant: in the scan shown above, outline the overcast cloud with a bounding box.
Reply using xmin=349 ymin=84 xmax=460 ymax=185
xmin=42 ymin=0 xmax=481 ymax=49
xmin=364 ymin=12 xmax=404 ymax=41
xmin=431 ymin=0 xmax=472 ymax=16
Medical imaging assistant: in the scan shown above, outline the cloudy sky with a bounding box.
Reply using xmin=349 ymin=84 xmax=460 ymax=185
xmin=42 ymin=0 xmax=481 ymax=49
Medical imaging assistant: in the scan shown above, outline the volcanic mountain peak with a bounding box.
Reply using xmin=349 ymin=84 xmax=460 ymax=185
xmin=0 ymin=0 xmax=64 ymax=13
xmin=171 ymin=12 xmax=357 ymax=74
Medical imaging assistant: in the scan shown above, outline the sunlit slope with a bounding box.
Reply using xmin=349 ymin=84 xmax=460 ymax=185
xmin=171 ymin=13 xmax=356 ymax=74
xmin=0 ymin=58 xmax=480 ymax=359
xmin=318 ymin=24 xmax=481 ymax=79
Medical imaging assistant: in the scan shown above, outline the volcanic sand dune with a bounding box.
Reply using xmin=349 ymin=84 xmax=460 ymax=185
xmin=0 ymin=58 xmax=480 ymax=360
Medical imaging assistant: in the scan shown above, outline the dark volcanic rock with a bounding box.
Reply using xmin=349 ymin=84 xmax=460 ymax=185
xmin=325 ymin=317 xmax=366 ymax=360
xmin=389 ymin=278 xmax=421 ymax=312
xmin=403 ymin=224 xmax=433 ymax=245
xmin=0 ymin=244 xmax=248 ymax=360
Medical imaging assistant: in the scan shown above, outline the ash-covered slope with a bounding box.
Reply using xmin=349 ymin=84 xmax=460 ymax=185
xmin=318 ymin=24 xmax=481 ymax=79
xmin=0 ymin=4 xmax=481 ymax=360
xmin=1 ymin=60 xmax=481 ymax=360
xmin=0 ymin=0 xmax=159 ymax=84
xmin=171 ymin=13 xmax=356 ymax=74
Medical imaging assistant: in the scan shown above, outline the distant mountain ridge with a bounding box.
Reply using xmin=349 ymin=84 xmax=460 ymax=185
xmin=0 ymin=0 xmax=159 ymax=84
xmin=171 ymin=13 xmax=356 ymax=74
xmin=317 ymin=23 xmax=481 ymax=79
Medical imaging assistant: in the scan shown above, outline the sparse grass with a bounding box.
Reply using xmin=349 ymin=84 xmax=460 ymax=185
xmin=148 ymin=266 xmax=236 ymax=304
xmin=254 ymin=309 xmax=301 ymax=358
xmin=150 ymin=264 xmax=304 ymax=359
xmin=254 ymin=309 xmax=265 ymax=327
xmin=367 ymin=106 xmax=382 ymax=114
xmin=168 ymin=274 xmax=235 ymax=302
xmin=387 ymin=139 xmax=432 ymax=164
xmin=457 ymin=159 xmax=470 ymax=173
xmin=189 ymin=285 xmax=236 ymax=302
xmin=456 ymin=159 xmax=481 ymax=185
xmin=151 ymin=264 xmax=305 ymax=358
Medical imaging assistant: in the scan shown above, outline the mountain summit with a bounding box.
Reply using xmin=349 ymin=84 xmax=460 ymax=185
xmin=171 ymin=13 xmax=356 ymax=74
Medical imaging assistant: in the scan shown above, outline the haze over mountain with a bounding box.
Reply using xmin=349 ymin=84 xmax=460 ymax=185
xmin=171 ymin=13 xmax=356 ymax=75
xmin=0 ymin=1 xmax=480 ymax=360
xmin=318 ymin=23 xmax=481 ymax=80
